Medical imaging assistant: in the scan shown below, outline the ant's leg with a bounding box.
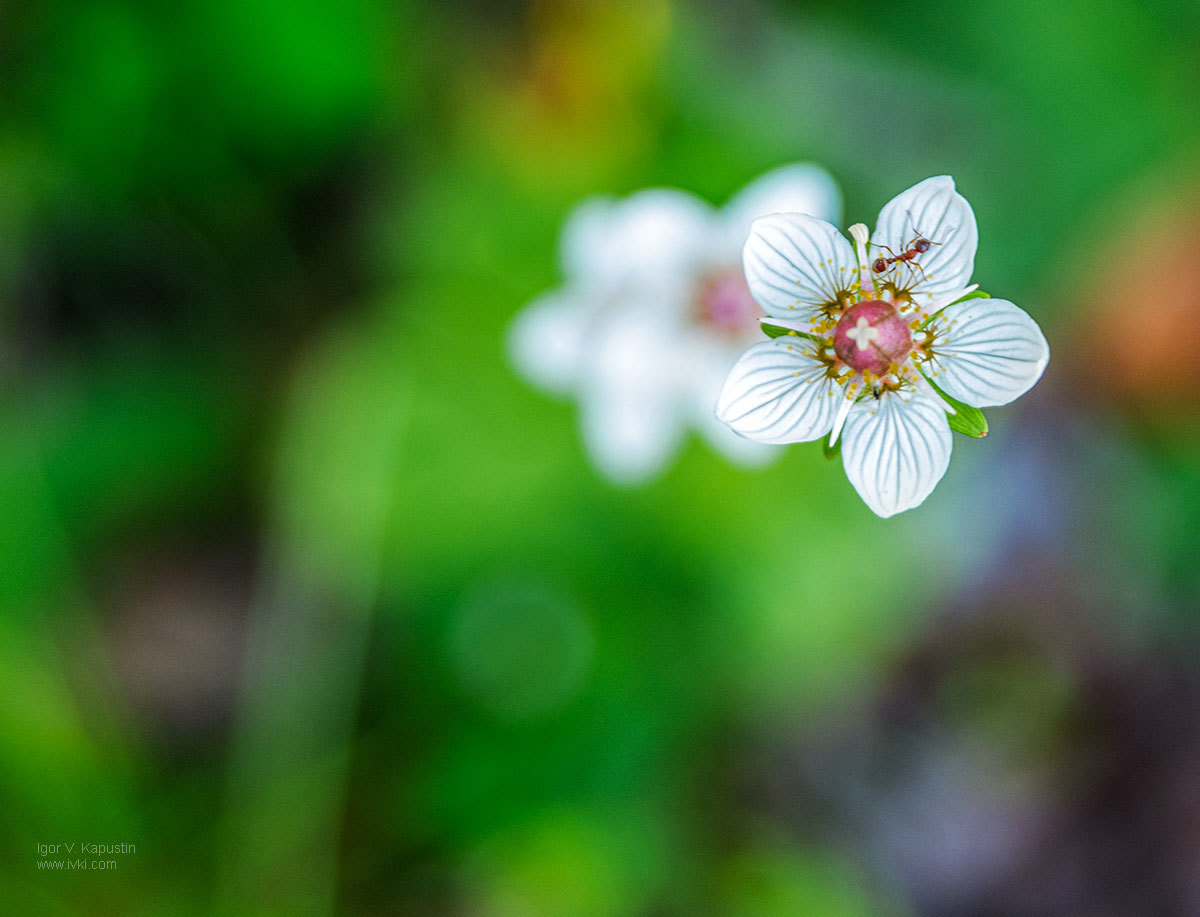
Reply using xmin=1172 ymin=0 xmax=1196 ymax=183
xmin=907 ymin=259 xmax=929 ymax=284
xmin=870 ymin=244 xmax=898 ymax=276
xmin=909 ymin=221 xmax=942 ymax=248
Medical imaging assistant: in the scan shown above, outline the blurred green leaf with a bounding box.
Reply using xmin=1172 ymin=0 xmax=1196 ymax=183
xmin=717 ymin=841 xmax=879 ymax=917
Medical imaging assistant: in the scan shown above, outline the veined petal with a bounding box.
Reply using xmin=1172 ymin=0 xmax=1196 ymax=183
xmin=715 ymin=338 xmax=842 ymax=444
xmin=721 ymin=163 xmax=842 ymax=251
xmin=871 ymin=176 xmax=978 ymax=306
xmin=507 ymin=292 xmax=587 ymax=395
xmin=842 ymin=390 xmax=953 ymax=518
xmin=743 ymin=213 xmax=857 ymax=320
xmin=913 ymin=283 xmax=978 ymax=320
xmin=927 ymin=298 xmax=1050 ymax=407
xmin=561 ymin=189 xmax=714 ymax=289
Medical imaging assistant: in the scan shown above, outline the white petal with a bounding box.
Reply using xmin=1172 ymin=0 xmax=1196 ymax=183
xmin=689 ymin=339 xmax=780 ymax=467
xmin=928 ymin=298 xmax=1050 ymax=407
xmin=507 ymin=293 xmax=587 ymax=395
xmin=842 ymin=391 xmax=953 ymax=518
xmin=715 ymin=338 xmax=842 ymax=444
xmin=561 ymin=189 xmax=714 ymax=290
xmin=919 ymin=283 xmax=977 ymax=318
xmin=578 ymin=304 xmax=684 ymax=484
xmin=743 ymin=214 xmax=857 ymax=320
xmin=699 ymin=407 xmax=781 ymax=466
xmin=827 ymin=394 xmax=854 ymax=446
xmin=870 ymin=176 xmax=978 ymax=304
xmin=560 ymin=196 xmax=615 ymax=282
xmin=721 ymin=163 xmax=842 ymax=250
xmin=581 ymin=387 xmax=683 ymax=485
xmin=907 ymin=370 xmax=957 ymax=415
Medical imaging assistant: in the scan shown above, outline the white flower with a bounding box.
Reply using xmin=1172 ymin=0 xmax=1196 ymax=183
xmin=508 ymin=164 xmax=842 ymax=483
xmin=717 ymin=176 xmax=1050 ymax=517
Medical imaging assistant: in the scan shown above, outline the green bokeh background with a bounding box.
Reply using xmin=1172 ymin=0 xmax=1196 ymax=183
xmin=3 ymin=0 xmax=1200 ymax=913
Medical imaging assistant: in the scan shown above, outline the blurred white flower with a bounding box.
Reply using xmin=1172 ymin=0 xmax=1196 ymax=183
xmin=717 ymin=176 xmax=1049 ymax=518
xmin=508 ymin=164 xmax=842 ymax=484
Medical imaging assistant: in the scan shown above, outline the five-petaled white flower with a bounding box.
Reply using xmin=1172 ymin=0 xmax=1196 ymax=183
xmin=508 ymin=164 xmax=842 ymax=483
xmin=716 ymin=176 xmax=1050 ymax=517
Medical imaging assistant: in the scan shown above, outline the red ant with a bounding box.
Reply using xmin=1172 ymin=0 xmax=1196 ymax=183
xmin=871 ymin=229 xmax=941 ymax=282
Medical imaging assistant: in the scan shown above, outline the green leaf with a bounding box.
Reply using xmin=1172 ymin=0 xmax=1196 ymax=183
xmin=924 ymin=375 xmax=989 ymax=438
xmin=760 ymin=322 xmax=823 ymax=344
xmin=822 ymin=432 xmax=841 ymax=459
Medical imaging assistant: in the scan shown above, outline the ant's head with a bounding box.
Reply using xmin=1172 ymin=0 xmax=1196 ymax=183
xmin=872 ymin=257 xmax=888 ymax=273
xmin=913 ymin=238 xmax=931 ymax=253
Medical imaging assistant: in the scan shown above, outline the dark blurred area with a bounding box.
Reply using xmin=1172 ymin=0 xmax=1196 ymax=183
xmin=3 ymin=0 xmax=1200 ymax=914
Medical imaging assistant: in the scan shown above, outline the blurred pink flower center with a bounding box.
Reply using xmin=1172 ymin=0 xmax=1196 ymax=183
xmin=695 ymin=269 xmax=760 ymax=336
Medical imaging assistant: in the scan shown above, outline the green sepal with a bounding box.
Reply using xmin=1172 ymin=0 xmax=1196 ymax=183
xmin=924 ymin=375 xmax=989 ymax=438
xmin=921 ymin=289 xmax=990 ymax=326
xmin=822 ymin=432 xmax=842 ymax=459
xmin=952 ymin=289 xmax=991 ymax=304
xmin=760 ymin=322 xmax=824 ymax=344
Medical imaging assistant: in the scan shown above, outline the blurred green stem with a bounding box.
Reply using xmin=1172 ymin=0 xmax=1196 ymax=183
xmin=216 ymin=321 xmax=407 ymax=916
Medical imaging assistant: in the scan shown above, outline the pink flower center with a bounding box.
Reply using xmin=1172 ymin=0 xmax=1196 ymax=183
xmin=695 ymin=270 xmax=759 ymax=337
xmin=833 ymin=300 xmax=913 ymax=375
